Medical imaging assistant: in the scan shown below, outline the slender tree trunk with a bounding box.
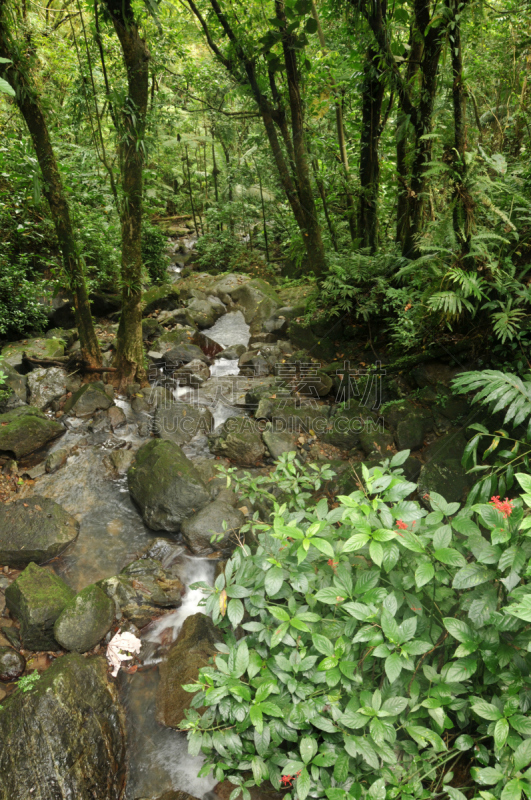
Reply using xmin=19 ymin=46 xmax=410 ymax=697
xmin=102 ymin=0 xmax=149 ymax=386
xmin=358 ymin=45 xmax=385 ymax=251
xmin=0 ymin=4 xmax=101 ymax=367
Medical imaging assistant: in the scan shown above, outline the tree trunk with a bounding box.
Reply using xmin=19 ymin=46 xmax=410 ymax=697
xmin=358 ymin=45 xmax=385 ymax=251
xmin=102 ymin=0 xmax=150 ymax=386
xmin=0 ymin=3 xmax=101 ymax=368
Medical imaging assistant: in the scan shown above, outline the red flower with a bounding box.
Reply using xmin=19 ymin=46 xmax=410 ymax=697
xmin=489 ymin=495 xmax=514 ymax=518
xmin=396 ymin=519 xmax=408 ymax=530
xmin=281 ymin=775 xmax=293 ymax=787
xmin=327 ymin=558 xmax=338 ymax=570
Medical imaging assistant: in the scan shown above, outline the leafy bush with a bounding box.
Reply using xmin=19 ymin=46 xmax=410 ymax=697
xmin=195 ymin=230 xmax=255 ymax=274
xmin=0 ymin=260 xmax=47 ymax=338
xmin=142 ymin=220 xmax=169 ymax=285
xmin=181 ymin=452 xmax=531 ymax=800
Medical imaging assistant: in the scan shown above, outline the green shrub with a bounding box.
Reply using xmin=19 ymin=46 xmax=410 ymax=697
xmin=0 ymin=260 xmax=47 ymax=338
xmin=181 ymin=452 xmax=531 ymax=800
xmin=142 ymin=220 xmax=169 ymax=285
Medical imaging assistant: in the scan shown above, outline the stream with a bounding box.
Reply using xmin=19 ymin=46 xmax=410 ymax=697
xmin=19 ymin=279 xmax=254 ymax=799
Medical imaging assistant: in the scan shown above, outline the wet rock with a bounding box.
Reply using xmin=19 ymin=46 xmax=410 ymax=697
xmin=107 ymin=405 xmax=127 ymax=430
xmin=54 ymin=584 xmax=115 ymax=653
xmin=128 ymin=439 xmax=210 ymax=531
xmin=45 ymin=447 xmax=69 ymax=473
xmin=109 ymin=448 xmax=135 ymax=474
xmin=0 ymin=652 xmax=126 ymax=800
xmin=157 ymin=612 xmax=222 ymax=728
xmin=424 ymin=430 xmax=468 ymax=463
xmin=0 ymin=363 xmax=27 ymax=409
xmin=140 ymin=538 xmax=185 ymax=565
xmin=215 ymin=344 xmax=246 ymax=360
xmin=395 ymin=410 xmax=433 ymax=451
xmin=187 ymin=297 xmax=226 ymax=329
xmin=0 ymin=406 xmax=63 ymax=458
xmin=229 ymin=279 xmax=281 ymax=333
xmin=5 ymin=562 xmax=75 ymax=650
xmin=157 ymin=308 xmax=195 ymax=327
xmin=143 ymin=284 xmax=181 ymax=316
xmin=64 ymin=381 xmax=114 ymax=417
xmin=163 ymin=343 xmax=210 ymax=366
xmin=153 ymin=326 xmax=197 ymax=354
xmin=0 ymin=337 xmax=65 ymax=370
xmin=0 ymin=647 xmax=25 ymax=681
xmin=209 ymin=418 xmax=266 ymax=466
xmin=255 ymin=397 xmax=326 ymax=436
xmin=359 ymin=429 xmax=395 ymax=458
xmin=100 ymin=558 xmax=184 ymax=628
xmin=418 ymin=458 xmax=472 ymax=505
xmin=262 ymin=315 xmax=289 ymax=337
xmin=239 ymin=351 xmax=270 ymax=377
xmin=319 ymin=403 xmax=376 ymax=450
xmin=153 ymin=401 xmax=214 ymax=446
xmin=263 ymin=427 xmax=297 ymax=460
xmin=131 ymin=395 xmax=150 ymax=414
xmin=181 ymin=500 xmax=245 ymax=556
xmin=173 ymin=358 xmax=210 ymax=386
xmin=27 ymin=367 xmax=68 ymax=410
xmin=0 ymin=496 xmax=79 ymax=568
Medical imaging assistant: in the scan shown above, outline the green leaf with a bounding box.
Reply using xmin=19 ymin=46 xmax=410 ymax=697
xmin=226 ymin=584 xmax=253 ymax=598
xmin=259 ymin=701 xmax=283 ymax=717
xmin=342 ymin=533 xmax=370 ymax=553
xmin=315 ymin=587 xmax=346 ymax=604
xmin=473 ymin=767 xmax=504 ymax=785
xmin=270 ymin=621 xmax=289 ymax=648
xmin=300 ymin=736 xmax=318 ymax=764
xmin=228 ymin=599 xmax=244 ymax=626
xmin=381 ymin=696 xmax=408 ymax=715
xmin=333 ymin=750 xmax=350 ymax=782
xmin=188 ymin=731 xmax=203 ymax=756
xmin=506 ymin=595 xmax=531 ymax=622
xmin=267 ymin=605 xmax=290 ymax=622
xmin=369 ymin=778 xmax=386 ymax=800
xmin=311 ymin=537 xmax=335 ymax=557
xmin=494 ymin=717 xmax=509 ymax=748
xmin=397 ymin=530 xmax=426 ymax=553
xmin=453 ymin=564 xmax=494 ymax=590
xmin=415 ymin=562 xmax=435 ymax=587
xmin=313 ymin=634 xmax=335 ymax=656
xmin=434 ymin=548 xmax=466 ymax=567
xmin=444 ymin=617 xmax=475 ymax=643
xmin=385 ymin=652 xmax=402 ymax=683
xmin=265 ymin=567 xmax=284 ymax=595
xmin=381 ymin=609 xmax=400 ymax=642
xmin=516 ymin=473 xmax=531 ymax=493
xmin=514 ymin=739 xmax=531 ymax=772
xmin=454 ymin=734 xmax=474 ymax=750
xmin=510 ymin=715 xmax=531 ymax=735
xmin=471 ymin=699 xmax=503 ymax=721
xmin=235 ymin=640 xmax=249 ymax=677
xmin=501 ymin=779 xmax=523 ymax=800
xmin=0 ymin=78 xmax=15 ymax=97
xmin=305 ymin=17 xmax=318 ymax=34
xmin=296 ymin=768 xmax=311 ymax=800
xmin=390 ymin=450 xmax=410 ymax=466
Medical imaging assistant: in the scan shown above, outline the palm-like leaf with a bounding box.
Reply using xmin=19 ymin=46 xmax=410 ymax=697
xmin=452 ymin=370 xmax=531 ymax=431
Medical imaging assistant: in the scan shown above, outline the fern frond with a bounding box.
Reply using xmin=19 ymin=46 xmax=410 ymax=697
xmin=452 ymin=370 xmax=531 ymax=429
xmin=428 ymin=291 xmax=475 ymax=316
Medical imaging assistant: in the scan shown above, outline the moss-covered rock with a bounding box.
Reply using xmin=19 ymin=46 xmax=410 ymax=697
xmin=0 ymin=647 xmax=25 ymax=681
xmin=128 ymin=439 xmax=210 ymax=531
xmin=153 ymin=401 xmax=214 ymax=446
xmin=54 ymin=584 xmax=115 ymax=653
xmin=157 ymin=613 xmax=222 ymax=728
xmin=142 ymin=284 xmax=181 ymax=316
xmin=27 ymin=366 xmax=68 ymax=410
xmin=63 ymin=381 xmax=114 ymax=416
xmin=0 ymin=653 xmax=126 ymax=799
xmin=0 ymin=406 xmax=63 ymax=458
xmin=0 ymin=496 xmax=79 ymax=568
xmin=5 ymin=562 xmax=75 ymax=650
xmin=418 ymin=458 xmax=472 ymax=505
xmin=395 ymin=409 xmax=433 ymax=451
xmin=209 ymin=418 xmax=266 ymax=466
xmin=152 ymin=326 xmax=197 ymax=354
xmin=262 ymin=427 xmax=297 ymax=460
xmin=0 ymin=337 xmax=65 ymax=369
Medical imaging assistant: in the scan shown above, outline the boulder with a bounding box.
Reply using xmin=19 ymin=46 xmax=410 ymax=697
xmin=287 ymin=320 xmax=336 ymax=361
xmin=319 ymin=403 xmax=377 ymax=450
xmin=27 ymin=366 xmax=68 ymax=410
xmin=395 ymin=410 xmax=433 ymax=451
xmin=152 ymin=327 xmax=197 ymax=354
xmin=0 ymin=496 xmax=79 ymax=568
xmin=262 ymin=427 xmax=297 ymax=460
xmin=153 ymin=401 xmax=214 ymax=447
xmin=163 ymin=343 xmax=209 ymax=366
xmin=0 ymin=653 xmax=126 ymax=800
xmin=107 ymin=405 xmax=127 ymax=430
xmin=45 ymin=447 xmax=69 ymax=473
xmin=359 ymin=429 xmax=395 ymax=458
xmin=128 ymin=439 xmax=210 ymax=531
xmin=181 ymin=500 xmax=245 ymax=556
xmin=238 ymin=351 xmax=270 ymax=377
xmin=156 ymin=308 xmax=195 ymax=327
xmin=255 ymin=397 xmax=327 ymax=437
xmin=0 ymin=362 xmax=27 ymax=409
xmin=90 ymin=292 xmax=122 ymax=318
xmin=5 ymin=562 xmax=75 ymax=650
xmin=209 ymin=418 xmax=266 ymax=466
xmin=0 ymin=337 xmax=65 ymax=370
xmin=54 ymin=584 xmax=115 ymax=653
xmin=64 ymin=381 xmax=115 ymax=417
xmin=157 ymin=613 xmax=222 ymax=728
xmin=100 ymin=558 xmax=184 ymax=628
xmin=212 ymin=274 xmax=251 ymax=298
xmin=173 ymin=358 xmax=210 ymax=386
xmin=186 ymin=297 xmax=226 ymax=329
xmin=215 ymin=344 xmax=246 ymax=360
xmin=142 ymin=317 xmax=164 ymax=342
xmin=418 ymin=458 xmax=472 ymax=505
xmin=143 ymin=285 xmax=181 ymax=315
xmin=424 ymin=430 xmax=468 ymax=463
xmin=0 ymin=406 xmax=63 ymax=459
xmin=229 ymin=279 xmax=281 ymax=333
xmin=0 ymin=646 xmax=25 ymax=681
xmin=109 ymin=448 xmax=135 ymax=474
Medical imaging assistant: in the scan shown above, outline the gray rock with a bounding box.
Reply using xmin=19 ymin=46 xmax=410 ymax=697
xmin=157 ymin=308 xmax=195 ymax=327
xmin=128 ymin=439 xmax=210 ymax=531
xmin=0 ymin=406 xmax=63 ymax=458
xmin=109 ymin=448 xmax=135 ymax=474
xmin=0 ymin=653 xmax=126 ymax=799
xmin=142 ymin=317 xmax=164 ymax=342
xmin=424 ymin=430 xmax=468 ymax=463
xmin=54 ymin=584 xmax=115 ymax=653
xmin=319 ymin=403 xmax=375 ymax=450
xmin=186 ymin=297 xmax=225 ymax=329
xmin=0 ymin=337 xmax=64 ymax=370
xmin=5 ymin=562 xmax=75 ymax=650
xmin=64 ymin=382 xmax=114 ymax=417
xmin=212 ymin=274 xmax=251 ymax=298
xmin=143 ymin=284 xmax=181 ymax=315
xmin=395 ymin=410 xmax=433 ymax=451
xmin=359 ymin=429 xmax=395 ymax=458
xmin=152 ymin=327 xmax=197 ymax=354
xmin=263 ymin=427 xmax=297 ymax=460
xmin=209 ymin=418 xmax=266 ymax=466
xmin=45 ymin=448 xmax=69 ymax=473
xmin=239 ymin=351 xmax=270 ymax=377
xmin=163 ymin=343 xmax=209 ymax=366
xmin=173 ymin=358 xmax=210 ymax=386
xmin=107 ymin=405 xmax=127 ymax=430
xmin=0 ymin=362 xmax=27 ymax=409
xmin=157 ymin=613 xmax=222 ymax=728
xmin=27 ymin=367 xmax=68 ymax=410
xmin=181 ymin=500 xmax=245 ymax=556
xmin=255 ymin=397 xmax=327 ymax=437
xmin=418 ymin=458 xmax=472 ymax=505
xmin=215 ymin=344 xmax=246 ymax=360
xmin=228 ymin=279 xmax=280 ymax=333
xmin=0 ymin=496 xmax=79 ymax=568
xmin=153 ymin=401 xmax=214 ymax=446
xmin=0 ymin=647 xmax=25 ymax=681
